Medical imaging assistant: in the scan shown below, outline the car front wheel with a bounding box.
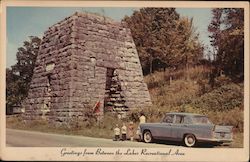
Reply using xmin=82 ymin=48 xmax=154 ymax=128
xmin=143 ymin=131 xmax=153 ymax=143
xmin=184 ymin=134 xmax=196 ymax=147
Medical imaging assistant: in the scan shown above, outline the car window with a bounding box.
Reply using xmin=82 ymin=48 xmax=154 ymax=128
xmin=192 ymin=116 xmax=211 ymax=124
xmin=183 ymin=116 xmax=192 ymax=124
xmin=174 ymin=115 xmax=184 ymax=124
xmin=163 ymin=115 xmax=174 ymax=123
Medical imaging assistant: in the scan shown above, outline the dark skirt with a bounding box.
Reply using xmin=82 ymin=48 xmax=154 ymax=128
xmin=121 ymin=134 xmax=126 ymax=141
xmin=114 ymin=135 xmax=120 ymax=141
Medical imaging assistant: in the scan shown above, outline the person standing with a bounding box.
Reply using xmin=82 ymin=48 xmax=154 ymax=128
xmin=139 ymin=112 xmax=146 ymax=124
xmin=128 ymin=121 xmax=134 ymax=141
xmin=114 ymin=124 xmax=120 ymax=141
xmin=121 ymin=123 xmax=127 ymax=141
xmin=136 ymin=112 xmax=146 ymax=141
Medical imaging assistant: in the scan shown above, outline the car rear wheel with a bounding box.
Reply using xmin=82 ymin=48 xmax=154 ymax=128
xmin=184 ymin=134 xmax=196 ymax=147
xmin=143 ymin=131 xmax=153 ymax=143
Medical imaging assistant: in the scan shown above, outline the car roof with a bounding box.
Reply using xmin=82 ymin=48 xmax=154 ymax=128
xmin=166 ymin=112 xmax=205 ymax=117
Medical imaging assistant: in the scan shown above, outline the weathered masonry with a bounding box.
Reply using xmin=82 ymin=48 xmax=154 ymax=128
xmin=23 ymin=12 xmax=152 ymax=123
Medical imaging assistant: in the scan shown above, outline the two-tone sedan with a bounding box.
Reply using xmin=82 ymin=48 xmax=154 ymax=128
xmin=138 ymin=112 xmax=233 ymax=147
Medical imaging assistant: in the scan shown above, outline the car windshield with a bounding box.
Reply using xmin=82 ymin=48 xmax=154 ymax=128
xmin=192 ymin=116 xmax=211 ymax=124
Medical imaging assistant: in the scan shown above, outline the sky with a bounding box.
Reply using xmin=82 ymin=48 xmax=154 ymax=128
xmin=6 ymin=7 xmax=213 ymax=68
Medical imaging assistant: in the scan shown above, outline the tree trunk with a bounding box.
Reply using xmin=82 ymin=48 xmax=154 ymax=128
xmin=149 ymin=56 xmax=153 ymax=74
xmin=185 ymin=55 xmax=189 ymax=80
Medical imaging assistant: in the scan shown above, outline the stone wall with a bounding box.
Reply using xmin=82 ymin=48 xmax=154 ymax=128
xmin=23 ymin=12 xmax=152 ymax=124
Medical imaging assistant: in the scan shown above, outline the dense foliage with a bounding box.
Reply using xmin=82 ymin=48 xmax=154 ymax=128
xmin=6 ymin=36 xmax=41 ymax=112
xmin=208 ymin=8 xmax=244 ymax=81
xmin=123 ymin=8 xmax=204 ymax=74
xmin=191 ymin=83 xmax=243 ymax=112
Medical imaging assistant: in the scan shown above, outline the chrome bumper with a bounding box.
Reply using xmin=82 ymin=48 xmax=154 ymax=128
xmin=197 ymin=137 xmax=233 ymax=143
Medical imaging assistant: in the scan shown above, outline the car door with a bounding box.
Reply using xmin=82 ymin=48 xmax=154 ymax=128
xmin=170 ymin=115 xmax=188 ymax=141
xmin=156 ymin=114 xmax=174 ymax=140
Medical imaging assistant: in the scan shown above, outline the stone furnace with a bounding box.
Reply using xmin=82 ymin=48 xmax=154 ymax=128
xmin=23 ymin=12 xmax=151 ymax=123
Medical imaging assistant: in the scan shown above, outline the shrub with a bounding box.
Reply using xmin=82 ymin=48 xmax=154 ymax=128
xmin=144 ymin=71 xmax=166 ymax=89
xmin=214 ymin=75 xmax=233 ymax=87
xmin=191 ymin=83 xmax=243 ymax=112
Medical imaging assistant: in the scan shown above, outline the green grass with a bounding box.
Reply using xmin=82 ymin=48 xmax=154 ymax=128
xmin=6 ymin=113 xmax=138 ymax=139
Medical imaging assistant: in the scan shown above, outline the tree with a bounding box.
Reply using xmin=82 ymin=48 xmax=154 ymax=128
xmin=208 ymin=8 xmax=223 ymax=61
xmin=6 ymin=68 xmax=26 ymax=112
xmin=175 ymin=17 xmax=204 ymax=75
xmin=208 ymin=8 xmax=244 ymax=81
xmin=11 ymin=36 xmax=41 ymax=84
xmin=6 ymin=36 xmax=41 ymax=113
xmin=123 ymin=8 xmax=204 ymax=74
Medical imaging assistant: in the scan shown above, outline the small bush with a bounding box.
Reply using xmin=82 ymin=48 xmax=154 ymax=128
xmin=144 ymin=71 xmax=166 ymax=89
xmin=214 ymin=75 xmax=233 ymax=87
xmin=191 ymin=83 xmax=243 ymax=112
xmin=6 ymin=115 xmax=25 ymax=128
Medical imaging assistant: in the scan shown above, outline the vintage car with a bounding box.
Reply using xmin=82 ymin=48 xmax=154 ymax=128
xmin=138 ymin=112 xmax=233 ymax=147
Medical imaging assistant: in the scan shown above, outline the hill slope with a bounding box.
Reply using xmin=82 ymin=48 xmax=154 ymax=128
xmin=143 ymin=66 xmax=244 ymax=132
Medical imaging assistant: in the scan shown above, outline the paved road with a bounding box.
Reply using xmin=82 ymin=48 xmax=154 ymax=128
xmin=6 ymin=129 xmax=179 ymax=147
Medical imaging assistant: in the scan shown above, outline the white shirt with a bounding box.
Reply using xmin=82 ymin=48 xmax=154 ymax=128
xmin=139 ymin=115 xmax=146 ymax=124
xmin=114 ymin=127 xmax=120 ymax=135
xmin=121 ymin=125 xmax=127 ymax=134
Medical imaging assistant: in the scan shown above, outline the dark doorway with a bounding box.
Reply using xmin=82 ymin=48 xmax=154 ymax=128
xmin=104 ymin=68 xmax=126 ymax=113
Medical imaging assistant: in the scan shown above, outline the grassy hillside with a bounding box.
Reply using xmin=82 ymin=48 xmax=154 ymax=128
xmin=143 ymin=66 xmax=244 ymax=132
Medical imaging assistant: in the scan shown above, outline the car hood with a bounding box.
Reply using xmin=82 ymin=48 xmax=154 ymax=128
xmin=214 ymin=125 xmax=233 ymax=133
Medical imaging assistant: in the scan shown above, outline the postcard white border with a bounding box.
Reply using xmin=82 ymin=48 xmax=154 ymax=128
xmin=0 ymin=1 xmax=249 ymax=161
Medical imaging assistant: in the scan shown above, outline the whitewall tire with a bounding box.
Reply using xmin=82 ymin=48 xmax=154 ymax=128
xmin=184 ymin=134 xmax=196 ymax=147
xmin=143 ymin=131 xmax=153 ymax=143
